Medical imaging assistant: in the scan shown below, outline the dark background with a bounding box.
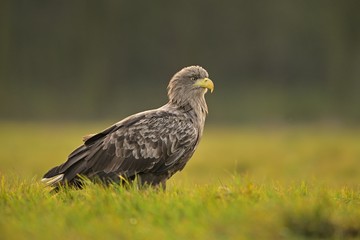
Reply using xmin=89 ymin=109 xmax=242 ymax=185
xmin=1 ymin=0 xmax=359 ymax=124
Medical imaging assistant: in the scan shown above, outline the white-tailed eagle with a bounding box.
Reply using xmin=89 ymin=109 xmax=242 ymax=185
xmin=42 ymin=66 xmax=214 ymax=190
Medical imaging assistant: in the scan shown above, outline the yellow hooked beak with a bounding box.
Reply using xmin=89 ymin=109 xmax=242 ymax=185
xmin=193 ymin=78 xmax=214 ymax=93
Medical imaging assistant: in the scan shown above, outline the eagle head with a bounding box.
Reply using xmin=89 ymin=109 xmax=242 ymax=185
xmin=167 ymin=66 xmax=214 ymax=106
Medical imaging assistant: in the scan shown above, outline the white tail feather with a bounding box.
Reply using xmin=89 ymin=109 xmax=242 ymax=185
xmin=41 ymin=174 xmax=64 ymax=186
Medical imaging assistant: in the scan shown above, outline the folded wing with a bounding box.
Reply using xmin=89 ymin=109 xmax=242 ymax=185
xmin=42 ymin=109 xmax=198 ymax=187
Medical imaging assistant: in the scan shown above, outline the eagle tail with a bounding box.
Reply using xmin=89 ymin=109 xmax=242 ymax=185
xmin=41 ymin=173 xmax=64 ymax=186
xmin=41 ymin=144 xmax=90 ymax=187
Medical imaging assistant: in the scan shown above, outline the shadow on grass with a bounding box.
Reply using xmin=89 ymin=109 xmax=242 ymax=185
xmin=284 ymin=204 xmax=360 ymax=239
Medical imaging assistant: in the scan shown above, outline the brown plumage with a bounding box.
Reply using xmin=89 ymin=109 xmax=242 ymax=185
xmin=42 ymin=66 xmax=214 ymax=190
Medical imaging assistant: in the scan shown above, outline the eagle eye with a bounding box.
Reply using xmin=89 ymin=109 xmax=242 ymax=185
xmin=190 ymin=75 xmax=199 ymax=81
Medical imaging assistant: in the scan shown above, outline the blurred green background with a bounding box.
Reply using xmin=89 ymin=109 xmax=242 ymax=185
xmin=1 ymin=0 xmax=359 ymax=123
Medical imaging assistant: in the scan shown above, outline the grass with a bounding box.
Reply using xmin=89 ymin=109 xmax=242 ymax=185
xmin=1 ymin=122 xmax=360 ymax=239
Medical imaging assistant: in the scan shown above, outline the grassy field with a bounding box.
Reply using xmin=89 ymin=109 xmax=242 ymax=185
xmin=1 ymin=122 xmax=360 ymax=239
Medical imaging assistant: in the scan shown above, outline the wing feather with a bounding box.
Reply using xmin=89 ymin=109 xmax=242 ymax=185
xmin=44 ymin=109 xmax=199 ymax=185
